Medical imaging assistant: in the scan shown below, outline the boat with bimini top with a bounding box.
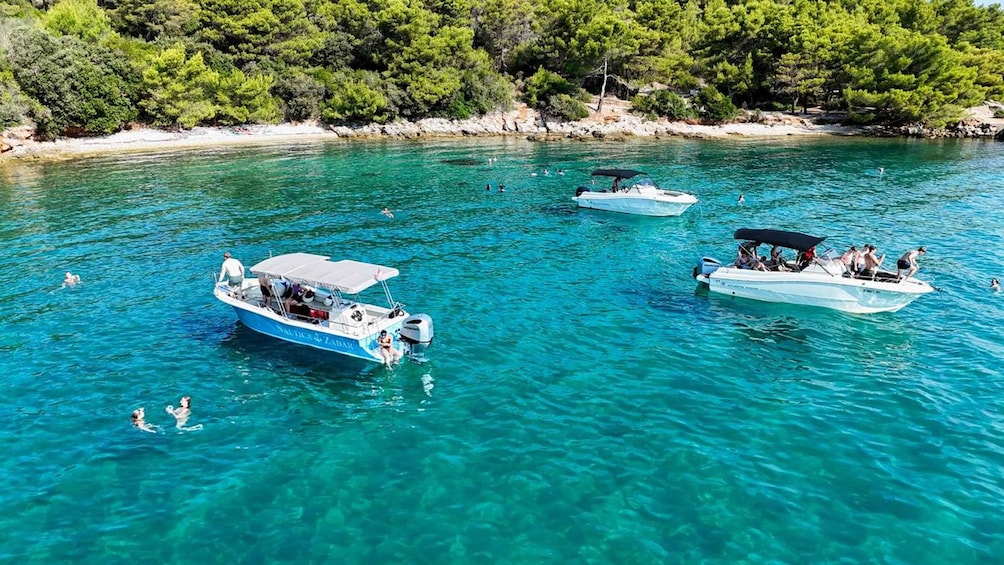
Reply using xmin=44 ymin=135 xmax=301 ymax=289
xmin=214 ymin=253 xmax=434 ymax=363
xmin=573 ymin=169 xmax=697 ymax=216
xmin=693 ymin=228 xmax=934 ymax=314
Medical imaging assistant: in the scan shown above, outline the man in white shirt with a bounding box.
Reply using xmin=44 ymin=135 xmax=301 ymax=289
xmin=219 ymin=252 xmax=245 ymax=296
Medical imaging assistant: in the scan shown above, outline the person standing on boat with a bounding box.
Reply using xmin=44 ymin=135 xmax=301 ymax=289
xmin=378 ymin=329 xmax=401 ymax=369
xmin=861 ymin=245 xmax=884 ymax=279
xmin=897 ymin=246 xmax=926 ymax=281
xmin=219 ymin=252 xmax=245 ymax=296
xmin=257 ymin=274 xmax=275 ymax=308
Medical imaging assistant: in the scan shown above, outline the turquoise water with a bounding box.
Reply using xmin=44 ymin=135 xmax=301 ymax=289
xmin=2 ymin=137 xmax=1003 ymax=563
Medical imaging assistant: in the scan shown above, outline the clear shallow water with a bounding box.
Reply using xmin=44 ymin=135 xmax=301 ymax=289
xmin=2 ymin=137 xmax=1003 ymax=563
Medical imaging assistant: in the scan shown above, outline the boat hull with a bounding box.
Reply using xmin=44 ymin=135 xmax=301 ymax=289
xmin=217 ymin=285 xmax=403 ymax=362
xmin=573 ymin=192 xmax=696 ymax=216
xmin=695 ymin=269 xmax=933 ymax=314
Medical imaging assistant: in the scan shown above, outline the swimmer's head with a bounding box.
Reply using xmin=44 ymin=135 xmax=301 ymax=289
xmin=224 ymin=252 xmax=231 ymax=258
xmin=131 ymin=408 xmax=144 ymax=422
xmin=180 ymin=396 xmax=191 ymax=408
xmin=380 ymin=330 xmax=387 ymax=336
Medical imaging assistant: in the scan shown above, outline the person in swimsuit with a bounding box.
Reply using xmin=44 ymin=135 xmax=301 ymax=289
xmin=131 ymin=407 xmax=157 ymax=433
xmin=840 ymin=246 xmax=860 ymax=274
xmin=896 ymin=246 xmax=926 ymax=281
xmin=378 ymin=329 xmax=401 ymax=369
xmin=166 ymin=396 xmax=191 ymax=428
xmin=63 ymin=271 xmax=81 ymax=287
xmin=992 ymin=278 xmax=1000 ymax=292
xmin=861 ymin=245 xmax=885 ymax=279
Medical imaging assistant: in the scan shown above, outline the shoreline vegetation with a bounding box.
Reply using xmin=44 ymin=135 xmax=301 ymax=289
xmin=4 ymin=0 xmax=1004 ymax=162
xmin=3 ymin=100 xmax=1003 ymax=163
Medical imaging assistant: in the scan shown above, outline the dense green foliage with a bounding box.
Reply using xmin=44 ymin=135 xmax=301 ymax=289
xmin=523 ymin=67 xmax=591 ymax=120
xmin=1 ymin=0 xmax=1003 ymax=137
xmin=632 ymin=89 xmax=695 ymax=120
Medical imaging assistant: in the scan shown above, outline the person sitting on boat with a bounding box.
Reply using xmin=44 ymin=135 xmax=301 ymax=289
xmin=219 ymin=252 xmax=245 ymax=296
xmin=768 ymin=246 xmax=789 ymax=271
xmin=796 ymin=246 xmax=816 ymax=271
xmin=840 ymin=246 xmax=860 ymax=275
xmin=735 ymin=247 xmax=753 ymax=269
xmin=735 ymin=241 xmax=762 ymax=269
xmin=283 ymin=282 xmax=306 ymax=312
xmin=378 ymin=329 xmax=401 ymax=369
xmin=896 ymin=246 xmax=926 ymax=281
xmin=861 ymin=245 xmax=884 ymax=279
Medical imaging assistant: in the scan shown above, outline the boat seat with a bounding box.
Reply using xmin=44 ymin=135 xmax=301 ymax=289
xmin=333 ymin=303 xmax=368 ymax=326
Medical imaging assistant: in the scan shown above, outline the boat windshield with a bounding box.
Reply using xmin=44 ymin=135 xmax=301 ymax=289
xmin=635 ymin=178 xmax=656 ymax=187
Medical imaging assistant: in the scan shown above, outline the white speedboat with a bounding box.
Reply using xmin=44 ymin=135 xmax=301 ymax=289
xmin=573 ymin=169 xmax=697 ymax=216
xmin=693 ymin=228 xmax=934 ymax=314
xmin=214 ymin=253 xmax=434 ymax=363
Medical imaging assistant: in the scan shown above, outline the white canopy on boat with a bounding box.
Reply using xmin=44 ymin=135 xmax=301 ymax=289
xmin=250 ymin=253 xmax=399 ymax=294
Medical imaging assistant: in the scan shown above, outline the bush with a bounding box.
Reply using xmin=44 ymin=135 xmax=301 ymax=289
xmin=631 ymin=90 xmax=693 ymax=120
xmin=523 ymin=67 xmax=579 ymax=108
xmin=273 ymin=69 xmax=325 ymax=122
xmin=994 ymin=108 xmax=1004 ymax=119
xmin=447 ymin=96 xmax=474 ymax=119
xmin=542 ymin=94 xmax=589 ymax=121
xmin=0 ymin=69 xmax=38 ymax=130
xmin=695 ymin=86 xmax=737 ymax=123
xmin=7 ymin=27 xmax=137 ymax=138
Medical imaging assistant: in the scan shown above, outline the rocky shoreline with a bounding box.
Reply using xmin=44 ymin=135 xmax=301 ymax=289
xmin=2 ymin=103 xmax=1003 ymax=162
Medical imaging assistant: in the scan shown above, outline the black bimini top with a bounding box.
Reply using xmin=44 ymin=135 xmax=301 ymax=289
xmin=591 ymin=169 xmax=646 ymax=179
xmin=733 ymin=228 xmax=826 ymax=252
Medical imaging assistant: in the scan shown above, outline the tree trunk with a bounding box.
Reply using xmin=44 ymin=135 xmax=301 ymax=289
xmin=597 ymin=57 xmax=608 ymax=113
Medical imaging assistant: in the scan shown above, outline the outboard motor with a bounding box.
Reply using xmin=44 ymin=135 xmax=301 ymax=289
xmin=398 ymin=314 xmax=434 ymax=363
xmin=575 ymin=186 xmax=590 ymax=197
xmin=694 ymin=256 xmax=722 ymax=278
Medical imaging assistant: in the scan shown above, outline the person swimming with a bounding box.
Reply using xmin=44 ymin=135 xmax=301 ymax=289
xmin=166 ymin=396 xmax=202 ymax=430
xmin=992 ymin=278 xmax=1000 ymax=292
xmin=63 ymin=271 xmax=81 ymax=287
xmin=131 ymin=407 xmax=157 ymax=433
xmin=380 ymin=207 xmax=394 ymax=218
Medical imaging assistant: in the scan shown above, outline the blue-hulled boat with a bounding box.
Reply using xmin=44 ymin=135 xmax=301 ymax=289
xmin=214 ymin=253 xmax=434 ymax=363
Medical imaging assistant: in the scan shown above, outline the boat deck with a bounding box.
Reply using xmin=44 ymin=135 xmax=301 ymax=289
xmin=236 ymin=284 xmax=401 ymax=337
